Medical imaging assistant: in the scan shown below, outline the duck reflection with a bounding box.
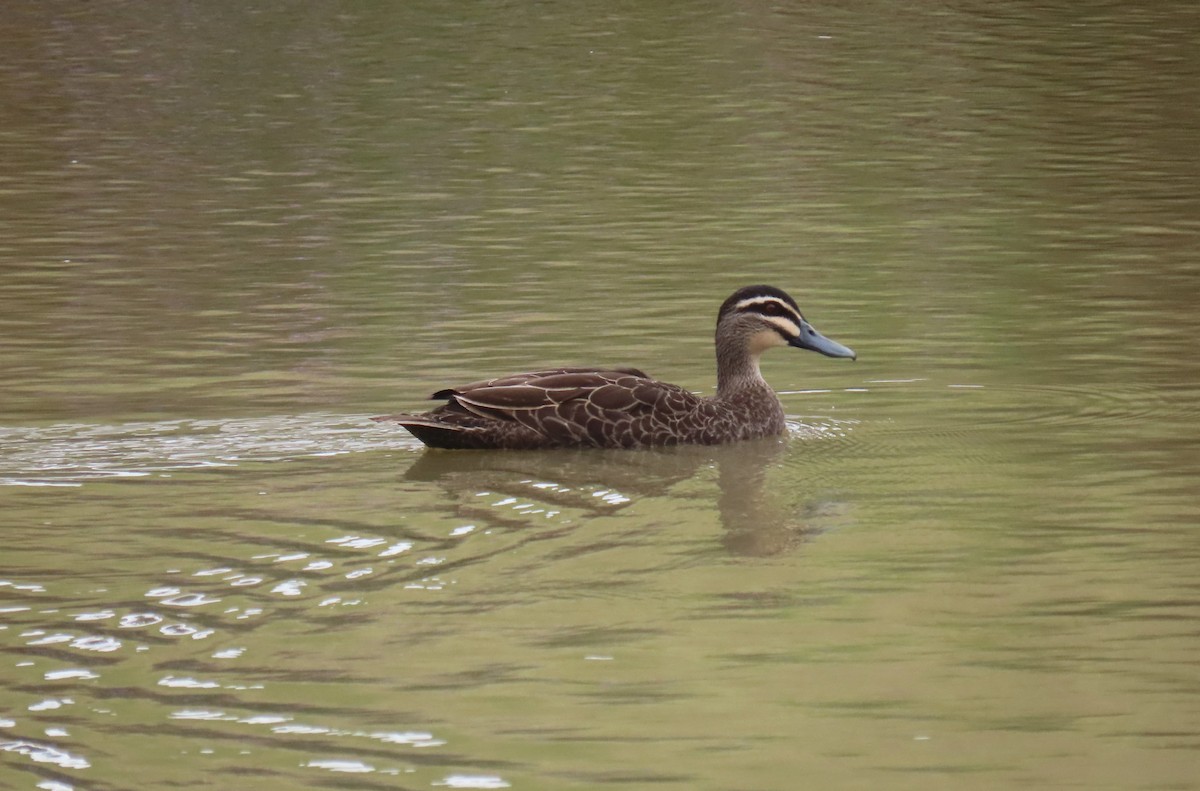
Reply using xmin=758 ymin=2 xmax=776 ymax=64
xmin=403 ymin=436 xmax=843 ymax=556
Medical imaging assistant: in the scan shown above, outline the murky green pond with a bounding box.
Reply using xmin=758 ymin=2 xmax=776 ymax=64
xmin=3 ymin=3 xmax=1199 ymax=789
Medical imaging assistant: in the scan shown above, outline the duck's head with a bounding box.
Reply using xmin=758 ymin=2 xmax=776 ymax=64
xmin=717 ymin=285 xmax=856 ymax=361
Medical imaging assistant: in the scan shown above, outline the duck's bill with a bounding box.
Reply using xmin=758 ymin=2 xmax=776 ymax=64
xmin=789 ymin=320 xmax=857 ymax=360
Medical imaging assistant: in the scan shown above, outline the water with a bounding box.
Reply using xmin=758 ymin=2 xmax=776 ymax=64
xmin=3 ymin=2 xmax=1200 ymax=789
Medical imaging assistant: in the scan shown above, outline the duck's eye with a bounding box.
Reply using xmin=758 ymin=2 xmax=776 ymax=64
xmin=760 ymin=302 xmax=783 ymax=316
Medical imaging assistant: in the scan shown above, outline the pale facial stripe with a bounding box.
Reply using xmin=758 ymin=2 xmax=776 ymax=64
xmin=733 ymin=296 xmax=803 ymax=338
xmin=761 ymin=315 xmax=801 ymax=338
xmin=734 ymin=296 xmax=802 ymax=317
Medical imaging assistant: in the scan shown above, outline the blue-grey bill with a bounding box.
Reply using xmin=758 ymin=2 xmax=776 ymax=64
xmin=789 ymin=320 xmax=857 ymax=360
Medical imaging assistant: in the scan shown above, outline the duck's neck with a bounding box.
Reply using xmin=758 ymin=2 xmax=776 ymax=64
xmin=713 ymin=338 xmax=787 ymax=436
xmin=715 ymin=338 xmax=771 ymax=401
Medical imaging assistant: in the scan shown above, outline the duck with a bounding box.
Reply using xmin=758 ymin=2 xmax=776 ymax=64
xmin=373 ymin=285 xmax=855 ymax=450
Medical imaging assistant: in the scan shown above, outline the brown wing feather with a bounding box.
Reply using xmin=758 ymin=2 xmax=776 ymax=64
xmin=590 ymin=383 xmax=639 ymax=411
xmin=449 ymin=370 xmax=648 ymax=411
xmin=432 ymin=366 xmax=648 ymax=400
xmin=383 ymin=365 xmax=717 ymax=449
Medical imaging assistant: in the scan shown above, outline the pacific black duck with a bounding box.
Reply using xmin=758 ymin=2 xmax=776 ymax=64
xmin=374 ymin=285 xmax=855 ymax=449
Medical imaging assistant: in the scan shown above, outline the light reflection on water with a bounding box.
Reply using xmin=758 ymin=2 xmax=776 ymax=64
xmin=4 ymin=378 xmax=1198 ymax=788
xmin=0 ymin=414 xmax=414 ymax=486
xmin=0 ymin=410 xmax=860 ymax=786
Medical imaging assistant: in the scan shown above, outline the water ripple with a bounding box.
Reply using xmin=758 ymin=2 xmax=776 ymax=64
xmin=0 ymin=739 xmax=90 ymax=770
xmin=0 ymin=413 xmax=415 ymax=486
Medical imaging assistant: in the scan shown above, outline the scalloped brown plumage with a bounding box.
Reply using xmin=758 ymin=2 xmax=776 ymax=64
xmin=373 ymin=366 xmax=726 ymax=449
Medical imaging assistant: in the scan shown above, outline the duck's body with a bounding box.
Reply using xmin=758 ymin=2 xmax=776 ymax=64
xmin=374 ymin=285 xmax=855 ymax=450
xmin=386 ymin=365 xmax=790 ymax=450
